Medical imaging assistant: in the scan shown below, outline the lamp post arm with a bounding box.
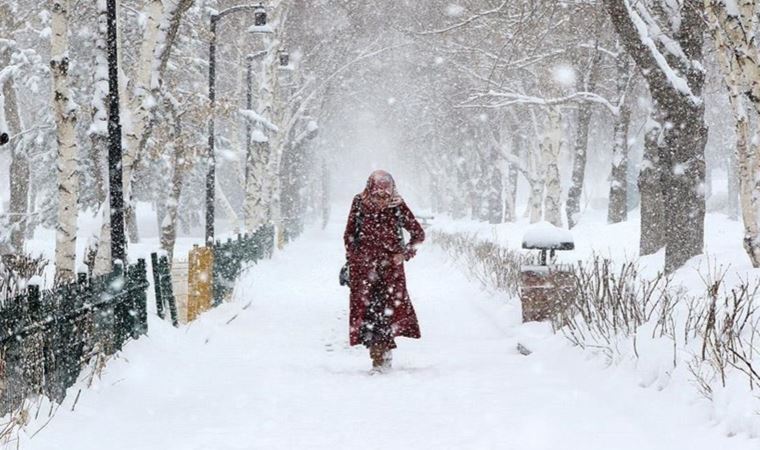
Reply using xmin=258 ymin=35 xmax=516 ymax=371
xmin=213 ymin=4 xmax=263 ymax=22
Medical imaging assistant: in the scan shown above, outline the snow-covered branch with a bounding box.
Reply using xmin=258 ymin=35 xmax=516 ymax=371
xmin=607 ymin=0 xmax=700 ymax=104
xmin=240 ymin=108 xmax=279 ymax=133
xmin=460 ymin=91 xmax=620 ymax=115
xmin=412 ymin=1 xmax=509 ymax=35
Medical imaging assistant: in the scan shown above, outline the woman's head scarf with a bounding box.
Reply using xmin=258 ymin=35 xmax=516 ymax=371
xmin=361 ymin=170 xmax=403 ymax=209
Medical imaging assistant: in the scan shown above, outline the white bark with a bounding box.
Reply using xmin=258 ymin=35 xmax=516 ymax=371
xmin=123 ymin=0 xmax=162 ymax=198
xmin=707 ymin=1 xmax=760 ymax=266
xmin=542 ymin=109 xmax=563 ymax=227
xmin=90 ymin=0 xmax=112 ymax=276
xmin=51 ymin=0 xmax=79 ymax=283
xmin=245 ymin=26 xmax=284 ymax=233
xmin=524 ymin=109 xmax=545 ymax=223
xmin=93 ymin=202 xmax=111 ymax=275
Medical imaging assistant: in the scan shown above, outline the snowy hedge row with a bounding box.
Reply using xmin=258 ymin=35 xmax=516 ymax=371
xmin=431 ymin=230 xmax=760 ymax=438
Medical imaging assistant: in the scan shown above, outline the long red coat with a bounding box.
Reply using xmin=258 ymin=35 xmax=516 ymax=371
xmin=344 ymin=194 xmax=425 ymax=347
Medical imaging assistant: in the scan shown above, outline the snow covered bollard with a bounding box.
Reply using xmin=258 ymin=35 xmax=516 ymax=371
xmin=519 ymin=222 xmax=576 ymax=324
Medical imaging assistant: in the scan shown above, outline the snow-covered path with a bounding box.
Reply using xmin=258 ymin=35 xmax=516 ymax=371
xmin=20 ymin=224 xmax=756 ymax=450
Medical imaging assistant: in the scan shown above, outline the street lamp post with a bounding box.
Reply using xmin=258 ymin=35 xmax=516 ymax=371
xmin=206 ymin=3 xmax=268 ymax=246
xmin=106 ymin=0 xmax=126 ymax=266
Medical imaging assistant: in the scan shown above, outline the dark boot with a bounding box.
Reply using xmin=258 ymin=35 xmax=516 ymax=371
xmin=381 ymin=349 xmax=392 ymax=370
xmin=369 ymin=344 xmax=387 ymax=373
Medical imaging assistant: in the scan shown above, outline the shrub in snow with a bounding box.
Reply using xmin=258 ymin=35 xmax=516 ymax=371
xmin=431 ymin=230 xmax=526 ymax=297
xmin=0 ymin=254 xmax=48 ymax=302
xmin=433 ymin=229 xmax=760 ymax=437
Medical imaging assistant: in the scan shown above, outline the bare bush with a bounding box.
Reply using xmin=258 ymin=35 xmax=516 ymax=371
xmin=432 ymin=229 xmax=760 ymax=398
xmin=561 ymin=257 xmax=676 ymax=355
xmin=430 ymin=230 xmax=525 ymax=297
xmin=0 ymin=254 xmax=48 ymax=302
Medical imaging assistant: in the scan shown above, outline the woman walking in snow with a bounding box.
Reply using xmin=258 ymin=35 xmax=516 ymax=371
xmin=343 ymin=170 xmax=425 ymax=373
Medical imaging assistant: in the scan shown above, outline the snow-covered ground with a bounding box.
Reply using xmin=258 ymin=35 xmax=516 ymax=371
xmin=15 ymin=217 xmax=757 ymax=449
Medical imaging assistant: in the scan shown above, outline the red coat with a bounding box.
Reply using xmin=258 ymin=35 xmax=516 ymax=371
xmin=344 ymin=194 xmax=425 ymax=347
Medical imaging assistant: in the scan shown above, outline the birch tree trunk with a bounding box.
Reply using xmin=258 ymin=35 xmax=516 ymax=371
xmin=524 ymin=110 xmax=545 ymax=223
xmin=503 ymin=129 xmax=520 ymax=222
xmin=244 ymin=140 xmax=272 ymax=231
xmin=7 ymin=82 xmax=28 ymax=254
xmin=1 ymin=42 xmax=28 ymax=254
xmin=527 ymin=146 xmax=545 ymax=224
xmin=121 ymin=0 xmax=163 ymax=243
xmin=543 ymin=109 xmax=563 ymax=227
xmin=727 ymin=151 xmax=739 ymax=220
xmin=504 ymin=161 xmax=518 ymax=222
xmin=707 ymin=0 xmax=760 ymax=266
xmin=566 ymin=50 xmax=600 ymax=229
xmin=716 ymin=38 xmax=759 ymax=265
xmin=160 ymin=147 xmax=186 ymax=264
xmin=245 ymin=31 xmax=281 ymax=233
xmin=91 ymin=0 xmax=112 ymax=276
xmin=89 ymin=0 xmax=108 ymax=206
xmin=51 ymin=0 xmax=79 ymax=283
xmin=486 ymin=144 xmax=503 ymax=224
xmin=607 ymin=54 xmax=633 ymax=224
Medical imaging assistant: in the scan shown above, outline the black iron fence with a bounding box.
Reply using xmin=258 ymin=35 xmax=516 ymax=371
xmin=151 ymin=252 xmax=179 ymax=327
xmin=0 ymin=260 xmax=149 ymax=415
xmin=148 ymin=224 xmax=276 ymax=325
xmin=213 ymin=225 xmax=274 ymax=306
xmin=0 ymin=224 xmax=281 ymax=415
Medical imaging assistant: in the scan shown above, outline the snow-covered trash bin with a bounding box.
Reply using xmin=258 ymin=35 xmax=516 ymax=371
xmin=519 ymin=222 xmax=576 ymax=323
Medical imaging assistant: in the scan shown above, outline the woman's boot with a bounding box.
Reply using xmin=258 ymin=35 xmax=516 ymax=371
xmin=381 ymin=349 xmax=392 ymax=370
xmin=369 ymin=344 xmax=386 ymax=373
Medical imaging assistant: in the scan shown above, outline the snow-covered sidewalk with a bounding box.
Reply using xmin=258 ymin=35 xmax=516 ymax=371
xmin=18 ymin=223 xmax=756 ymax=450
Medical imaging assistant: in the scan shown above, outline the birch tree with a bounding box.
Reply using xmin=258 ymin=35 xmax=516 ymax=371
xmin=607 ymin=51 xmax=634 ymax=224
xmin=706 ymin=0 xmax=760 ymax=266
xmin=543 ymin=108 xmax=564 ymax=227
xmin=0 ymin=8 xmax=30 ymax=254
xmin=51 ymin=0 xmax=79 ymax=283
xmin=91 ymin=0 xmax=193 ymax=272
xmin=566 ymin=47 xmax=602 ymax=228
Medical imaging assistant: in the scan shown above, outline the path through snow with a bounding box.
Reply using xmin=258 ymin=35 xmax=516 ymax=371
xmin=19 ymin=223 xmax=756 ymax=449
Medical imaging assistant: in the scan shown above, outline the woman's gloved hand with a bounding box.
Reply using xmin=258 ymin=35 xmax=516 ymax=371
xmin=403 ymin=245 xmax=417 ymax=261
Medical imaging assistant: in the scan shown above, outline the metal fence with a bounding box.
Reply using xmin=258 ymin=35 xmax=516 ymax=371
xmin=0 ymin=224 xmax=278 ymax=414
xmin=213 ymin=225 xmax=274 ymax=306
xmin=0 ymin=260 xmax=149 ymax=415
xmin=150 ymin=224 xmax=276 ymax=325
